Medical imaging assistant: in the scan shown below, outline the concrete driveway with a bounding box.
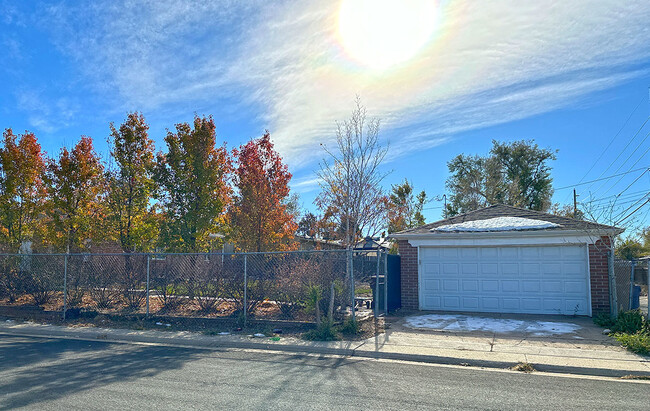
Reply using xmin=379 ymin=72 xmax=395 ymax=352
xmin=368 ymin=311 xmax=650 ymax=374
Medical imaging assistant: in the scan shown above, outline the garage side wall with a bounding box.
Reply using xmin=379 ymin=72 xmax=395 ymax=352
xmin=398 ymin=240 xmax=419 ymax=309
xmin=589 ymin=236 xmax=611 ymax=315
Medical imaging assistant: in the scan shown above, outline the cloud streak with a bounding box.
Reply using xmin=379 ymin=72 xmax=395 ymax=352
xmin=34 ymin=0 xmax=650 ymax=169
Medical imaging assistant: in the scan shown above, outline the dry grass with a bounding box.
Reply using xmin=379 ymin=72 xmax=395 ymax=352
xmin=510 ymin=362 xmax=535 ymax=373
xmin=620 ymin=374 xmax=650 ymax=380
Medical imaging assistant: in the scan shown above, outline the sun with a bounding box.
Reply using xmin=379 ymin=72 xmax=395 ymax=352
xmin=338 ymin=0 xmax=438 ymax=70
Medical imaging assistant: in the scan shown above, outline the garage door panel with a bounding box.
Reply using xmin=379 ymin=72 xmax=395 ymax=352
xmin=501 ymin=263 xmax=519 ymax=275
xmin=500 ymin=248 xmax=518 ymax=258
xmin=562 ymin=247 xmax=583 ymax=257
xmin=480 ymin=248 xmax=498 ymax=258
xmin=443 ymin=296 xmax=460 ymax=308
xmin=462 ymin=280 xmax=479 ymax=291
xmin=442 ymin=279 xmax=459 ymax=291
xmin=563 ymin=263 xmax=583 ymax=275
xmin=502 ymin=299 xmax=520 ymax=310
xmin=480 ymin=263 xmax=498 ymax=274
xmin=481 ymin=297 xmax=500 ymax=309
xmin=462 ymin=297 xmax=479 ymax=309
xmin=541 ymin=263 xmax=562 ymax=275
xmin=420 ymin=245 xmax=589 ymax=315
xmin=481 ymin=280 xmax=499 ymax=292
xmin=462 ymin=263 xmax=478 ymax=275
xmin=521 ymin=247 xmax=541 ymax=258
xmin=521 ymin=263 xmax=540 ymax=275
xmin=522 ymin=280 xmax=540 ymax=292
xmin=423 ymin=295 xmax=442 ymax=309
xmin=542 ymin=281 xmax=562 ymax=293
xmin=541 ymin=246 xmax=561 ymax=257
xmin=521 ymin=298 xmax=542 ymax=311
xmin=543 ymin=299 xmax=562 ymax=312
xmin=423 ymin=263 xmax=439 ymax=274
xmin=565 ymin=299 xmax=587 ymax=313
xmin=501 ymin=280 xmax=519 ymax=292
xmin=565 ymin=281 xmax=586 ymax=294
xmin=442 ymin=248 xmax=459 ymax=258
xmin=461 ymin=248 xmax=478 ymax=258
xmin=442 ymin=263 xmax=458 ymax=275
xmin=423 ymin=279 xmax=439 ymax=291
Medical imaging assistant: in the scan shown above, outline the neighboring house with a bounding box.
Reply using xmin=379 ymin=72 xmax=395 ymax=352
xmin=391 ymin=204 xmax=623 ymax=316
xmin=294 ymin=235 xmax=345 ymax=251
xmin=354 ymin=236 xmax=391 ymax=256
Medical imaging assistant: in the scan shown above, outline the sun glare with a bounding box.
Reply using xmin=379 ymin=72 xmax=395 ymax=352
xmin=338 ymin=0 xmax=438 ymax=70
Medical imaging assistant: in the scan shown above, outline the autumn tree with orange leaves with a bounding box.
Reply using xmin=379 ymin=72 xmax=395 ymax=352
xmin=0 ymin=129 xmax=47 ymax=251
xmin=154 ymin=116 xmax=231 ymax=252
xmin=45 ymin=136 xmax=106 ymax=252
xmin=230 ymin=132 xmax=297 ymax=252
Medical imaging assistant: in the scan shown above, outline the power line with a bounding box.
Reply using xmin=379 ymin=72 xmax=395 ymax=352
xmin=555 ymin=166 xmax=649 ymax=190
xmin=582 ymin=189 xmax=647 ymax=204
xmin=599 ymin=167 xmax=650 ymax=200
xmin=615 ymin=197 xmax=650 ymax=225
xmin=574 ymin=95 xmax=645 ymax=186
xmin=591 ymin=131 xmax=650 ymax=197
xmin=580 ymin=115 xmax=650 ymax=196
xmin=585 ymin=194 xmax=649 ymax=213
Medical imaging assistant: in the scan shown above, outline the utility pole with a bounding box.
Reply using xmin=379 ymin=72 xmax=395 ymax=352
xmin=573 ymin=189 xmax=578 ymax=218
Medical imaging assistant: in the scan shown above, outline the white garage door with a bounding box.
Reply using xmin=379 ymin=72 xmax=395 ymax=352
xmin=419 ymin=245 xmax=590 ymax=315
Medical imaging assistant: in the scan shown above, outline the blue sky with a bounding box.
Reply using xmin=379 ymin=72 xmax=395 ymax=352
xmin=2 ymin=1 xmax=650 ymax=233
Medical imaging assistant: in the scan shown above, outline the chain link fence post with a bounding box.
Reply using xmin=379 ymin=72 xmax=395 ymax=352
xmin=374 ymin=251 xmax=380 ymax=317
xmin=608 ymin=247 xmax=617 ymax=317
xmin=348 ymin=248 xmax=355 ymax=322
xmin=629 ymin=260 xmax=636 ymax=311
xmin=146 ymin=254 xmax=151 ymax=317
xmin=62 ymin=253 xmax=68 ymax=321
xmin=384 ymin=251 xmax=388 ymax=315
xmin=243 ymin=253 xmax=248 ymax=328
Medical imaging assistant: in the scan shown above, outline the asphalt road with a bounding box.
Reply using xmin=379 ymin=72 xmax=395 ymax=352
xmin=0 ymin=334 xmax=648 ymax=410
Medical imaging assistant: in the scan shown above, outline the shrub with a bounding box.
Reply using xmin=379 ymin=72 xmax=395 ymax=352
xmin=613 ymin=310 xmax=648 ymax=334
xmin=593 ymin=312 xmax=615 ymax=328
xmin=302 ymin=321 xmax=340 ymax=341
xmin=338 ymin=318 xmax=359 ymax=335
xmin=613 ymin=331 xmax=650 ymax=355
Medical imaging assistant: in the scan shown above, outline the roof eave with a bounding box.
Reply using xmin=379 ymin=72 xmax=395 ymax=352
xmin=389 ymin=227 xmax=624 ymax=240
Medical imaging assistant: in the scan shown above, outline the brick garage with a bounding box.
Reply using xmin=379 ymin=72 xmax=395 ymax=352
xmin=393 ymin=205 xmax=622 ymax=316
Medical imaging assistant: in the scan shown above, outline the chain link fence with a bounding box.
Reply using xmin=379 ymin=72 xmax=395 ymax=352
xmin=0 ymin=250 xmax=389 ymax=323
xmin=613 ymin=259 xmax=649 ymax=317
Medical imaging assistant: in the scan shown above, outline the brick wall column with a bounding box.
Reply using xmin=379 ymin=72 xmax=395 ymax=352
xmin=398 ymin=240 xmax=419 ymax=309
xmin=589 ymin=236 xmax=612 ymax=315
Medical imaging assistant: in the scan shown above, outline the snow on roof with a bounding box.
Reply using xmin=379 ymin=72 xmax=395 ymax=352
xmin=432 ymin=216 xmax=561 ymax=232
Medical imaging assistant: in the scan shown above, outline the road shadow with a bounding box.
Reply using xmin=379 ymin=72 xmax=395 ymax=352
xmin=0 ymin=335 xmax=208 ymax=409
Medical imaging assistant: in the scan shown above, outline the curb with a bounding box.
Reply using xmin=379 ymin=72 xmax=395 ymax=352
xmin=1 ymin=325 xmax=647 ymax=379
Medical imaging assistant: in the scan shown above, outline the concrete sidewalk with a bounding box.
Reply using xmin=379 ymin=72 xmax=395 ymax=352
xmin=1 ymin=318 xmax=649 ymax=378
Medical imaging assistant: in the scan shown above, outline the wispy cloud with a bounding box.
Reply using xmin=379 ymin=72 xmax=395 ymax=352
xmin=35 ymin=1 xmax=650 ymax=168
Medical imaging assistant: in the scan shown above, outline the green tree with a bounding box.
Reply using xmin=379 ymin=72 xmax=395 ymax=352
xmin=154 ymin=116 xmax=231 ymax=252
xmin=106 ymin=112 xmax=157 ymax=252
xmin=386 ymin=179 xmax=427 ymax=233
xmin=45 ymin=136 xmax=106 ymax=251
xmin=615 ymin=238 xmax=645 ymax=260
xmin=445 ymin=140 xmax=556 ymax=216
xmin=0 ymin=129 xmax=47 ymax=251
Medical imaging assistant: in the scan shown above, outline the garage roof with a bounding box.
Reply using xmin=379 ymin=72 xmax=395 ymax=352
xmin=394 ymin=204 xmax=624 ymax=236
